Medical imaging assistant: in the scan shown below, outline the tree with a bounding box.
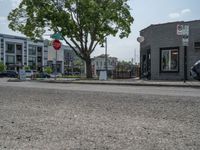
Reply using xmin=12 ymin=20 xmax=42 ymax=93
xmin=0 ymin=62 xmax=6 ymax=72
xmin=8 ymin=0 xmax=134 ymax=78
xmin=44 ymin=66 xmax=53 ymax=74
xmin=116 ymin=60 xmax=132 ymax=71
xmin=24 ymin=65 xmax=30 ymax=71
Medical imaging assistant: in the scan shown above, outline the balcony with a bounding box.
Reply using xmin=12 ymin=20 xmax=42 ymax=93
xmin=16 ymin=50 xmax=22 ymax=55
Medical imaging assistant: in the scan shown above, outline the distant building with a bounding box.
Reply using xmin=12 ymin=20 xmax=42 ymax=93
xmin=47 ymin=43 xmax=67 ymax=73
xmin=0 ymin=33 xmax=48 ymax=71
xmin=0 ymin=33 xmax=82 ymax=74
xmin=47 ymin=41 xmax=83 ymax=74
xmin=139 ymin=20 xmax=200 ymax=80
xmin=91 ymin=54 xmax=118 ymax=77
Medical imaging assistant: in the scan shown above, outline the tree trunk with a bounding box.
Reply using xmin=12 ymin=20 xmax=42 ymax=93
xmin=85 ymin=57 xmax=93 ymax=78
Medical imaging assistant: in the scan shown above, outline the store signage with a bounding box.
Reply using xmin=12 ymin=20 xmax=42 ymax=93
xmin=177 ymin=24 xmax=189 ymax=36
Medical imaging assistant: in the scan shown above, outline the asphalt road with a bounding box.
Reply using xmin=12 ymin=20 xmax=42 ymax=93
xmin=0 ymin=79 xmax=200 ymax=150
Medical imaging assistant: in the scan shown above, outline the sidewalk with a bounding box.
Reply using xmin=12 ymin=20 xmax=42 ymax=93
xmin=29 ymin=78 xmax=200 ymax=88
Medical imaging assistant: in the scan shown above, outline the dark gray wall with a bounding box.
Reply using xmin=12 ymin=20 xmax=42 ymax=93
xmin=140 ymin=20 xmax=200 ymax=80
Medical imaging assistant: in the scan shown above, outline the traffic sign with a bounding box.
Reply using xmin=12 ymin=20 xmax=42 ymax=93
xmin=52 ymin=39 xmax=61 ymax=50
xmin=50 ymin=32 xmax=63 ymax=40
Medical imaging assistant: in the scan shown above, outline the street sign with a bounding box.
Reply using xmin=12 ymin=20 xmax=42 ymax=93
xmin=50 ymin=33 xmax=63 ymax=40
xmin=52 ymin=39 xmax=61 ymax=50
xmin=182 ymin=35 xmax=189 ymax=46
xmin=177 ymin=24 xmax=189 ymax=36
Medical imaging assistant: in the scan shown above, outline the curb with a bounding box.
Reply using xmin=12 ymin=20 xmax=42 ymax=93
xmin=28 ymin=80 xmax=200 ymax=88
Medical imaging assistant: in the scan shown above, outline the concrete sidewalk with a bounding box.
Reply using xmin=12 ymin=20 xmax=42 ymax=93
xmin=27 ymin=78 xmax=200 ymax=88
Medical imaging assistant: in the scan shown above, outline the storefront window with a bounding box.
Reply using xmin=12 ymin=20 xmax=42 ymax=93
xmin=161 ymin=48 xmax=179 ymax=72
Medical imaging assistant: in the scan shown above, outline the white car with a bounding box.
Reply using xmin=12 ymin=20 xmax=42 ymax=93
xmin=25 ymin=70 xmax=34 ymax=77
xmin=50 ymin=72 xmax=62 ymax=78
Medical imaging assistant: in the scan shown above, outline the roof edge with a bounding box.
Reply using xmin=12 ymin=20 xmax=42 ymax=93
xmin=140 ymin=19 xmax=200 ymax=33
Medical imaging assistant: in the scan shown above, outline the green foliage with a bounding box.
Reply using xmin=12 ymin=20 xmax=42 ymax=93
xmin=116 ymin=60 xmax=132 ymax=71
xmin=8 ymin=0 xmax=134 ymax=78
xmin=24 ymin=65 xmax=30 ymax=71
xmin=0 ymin=62 xmax=6 ymax=72
xmin=44 ymin=66 xmax=52 ymax=74
xmin=62 ymin=75 xmax=80 ymax=78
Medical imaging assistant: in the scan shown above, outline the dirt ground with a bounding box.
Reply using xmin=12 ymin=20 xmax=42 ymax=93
xmin=0 ymin=84 xmax=200 ymax=150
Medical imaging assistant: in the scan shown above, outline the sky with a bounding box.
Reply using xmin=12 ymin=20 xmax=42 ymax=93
xmin=0 ymin=0 xmax=200 ymax=62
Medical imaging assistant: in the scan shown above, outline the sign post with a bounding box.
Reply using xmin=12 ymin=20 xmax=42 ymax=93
xmin=52 ymin=39 xmax=61 ymax=80
xmin=19 ymin=69 xmax=26 ymax=81
xmin=177 ymin=24 xmax=189 ymax=82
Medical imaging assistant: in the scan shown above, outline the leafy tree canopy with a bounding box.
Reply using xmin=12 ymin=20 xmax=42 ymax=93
xmin=8 ymin=0 xmax=133 ymax=78
xmin=44 ymin=66 xmax=53 ymax=74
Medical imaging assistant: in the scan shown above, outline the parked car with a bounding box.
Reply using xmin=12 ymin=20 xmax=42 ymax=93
xmin=0 ymin=70 xmax=18 ymax=78
xmin=25 ymin=70 xmax=34 ymax=77
xmin=6 ymin=70 xmax=18 ymax=78
xmin=73 ymin=72 xmax=81 ymax=75
xmin=0 ymin=72 xmax=7 ymax=78
xmin=37 ymin=72 xmax=50 ymax=78
xmin=50 ymin=72 xmax=62 ymax=78
xmin=190 ymin=60 xmax=200 ymax=81
xmin=65 ymin=71 xmax=80 ymax=75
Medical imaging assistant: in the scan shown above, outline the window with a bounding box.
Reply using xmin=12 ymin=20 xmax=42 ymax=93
xmin=160 ymin=48 xmax=179 ymax=72
xmin=194 ymin=42 xmax=200 ymax=49
xmin=29 ymin=45 xmax=36 ymax=55
xmin=37 ymin=47 xmax=42 ymax=56
xmin=16 ymin=44 xmax=22 ymax=55
xmin=28 ymin=56 xmax=36 ymax=66
xmin=6 ymin=43 xmax=15 ymax=53
xmin=16 ymin=44 xmax=22 ymax=51
xmin=17 ymin=55 xmax=22 ymax=61
xmin=6 ymin=55 xmax=15 ymax=64
xmin=37 ymin=47 xmax=42 ymax=52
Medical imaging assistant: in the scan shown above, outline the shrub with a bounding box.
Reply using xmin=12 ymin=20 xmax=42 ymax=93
xmin=44 ymin=66 xmax=52 ymax=74
xmin=0 ymin=62 xmax=6 ymax=72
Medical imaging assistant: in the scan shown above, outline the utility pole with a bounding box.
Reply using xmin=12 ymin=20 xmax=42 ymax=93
xmin=184 ymin=46 xmax=187 ymax=82
xmin=105 ymin=37 xmax=108 ymax=75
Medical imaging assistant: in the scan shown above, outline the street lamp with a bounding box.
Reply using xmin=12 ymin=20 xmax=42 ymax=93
xmin=101 ymin=37 xmax=108 ymax=76
xmin=137 ymin=36 xmax=145 ymax=79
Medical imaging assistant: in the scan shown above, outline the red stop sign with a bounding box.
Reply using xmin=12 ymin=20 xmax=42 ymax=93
xmin=52 ymin=40 xmax=61 ymax=50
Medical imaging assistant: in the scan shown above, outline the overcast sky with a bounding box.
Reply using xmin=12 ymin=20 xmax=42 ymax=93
xmin=0 ymin=0 xmax=200 ymax=62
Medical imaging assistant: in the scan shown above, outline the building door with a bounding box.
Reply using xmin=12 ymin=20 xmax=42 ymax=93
xmin=141 ymin=49 xmax=151 ymax=79
xmin=146 ymin=49 xmax=151 ymax=80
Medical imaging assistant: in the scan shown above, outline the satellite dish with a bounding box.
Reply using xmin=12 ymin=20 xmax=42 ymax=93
xmin=137 ymin=36 xmax=144 ymax=43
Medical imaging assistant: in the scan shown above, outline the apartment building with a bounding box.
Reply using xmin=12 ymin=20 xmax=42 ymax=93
xmin=0 ymin=33 xmax=48 ymax=71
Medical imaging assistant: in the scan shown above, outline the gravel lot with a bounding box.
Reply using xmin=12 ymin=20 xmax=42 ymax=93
xmin=0 ymin=84 xmax=200 ymax=150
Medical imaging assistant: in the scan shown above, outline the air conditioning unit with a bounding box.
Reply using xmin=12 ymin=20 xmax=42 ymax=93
xmin=194 ymin=42 xmax=200 ymax=49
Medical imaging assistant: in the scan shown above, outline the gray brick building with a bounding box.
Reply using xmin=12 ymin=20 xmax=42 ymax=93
xmin=139 ymin=20 xmax=200 ymax=80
